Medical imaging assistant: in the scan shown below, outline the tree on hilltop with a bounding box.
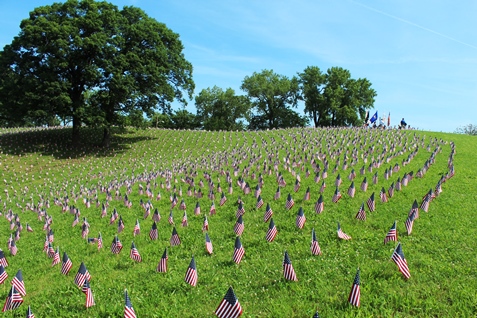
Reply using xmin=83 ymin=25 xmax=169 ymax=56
xmin=0 ymin=0 xmax=194 ymax=146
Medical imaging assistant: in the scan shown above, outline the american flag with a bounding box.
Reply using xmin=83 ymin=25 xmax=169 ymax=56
xmin=9 ymin=240 xmax=17 ymax=256
xmin=181 ymin=211 xmax=188 ymax=227
xmin=179 ymin=199 xmax=187 ymax=210
xmin=265 ymin=218 xmax=277 ymax=242
xmin=2 ymin=286 xmax=23 ymax=312
xmin=210 ymin=202 xmax=216 ymax=215
xmin=310 ymin=228 xmax=322 ymax=256
xmin=274 ymin=187 xmax=280 ymax=200
xmin=285 ymin=194 xmax=295 ymax=210
xmin=332 ymin=187 xmax=342 ymax=203
xmin=143 ymin=207 xmax=151 ymax=220
xmin=384 ymin=221 xmax=397 ymax=244
xmin=220 ymin=193 xmax=227 ymax=206
xmin=205 ymin=233 xmax=213 ymax=254
xmin=202 ymin=216 xmax=209 ymax=232
xmin=236 ymin=202 xmax=245 ymax=218
xmin=184 ymin=256 xmax=198 ymax=287
xmin=313 ymin=311 xmax=320 ymax=318
xmin=379 ymin=187 xmax=388 ymax=203
xmin=255 ymin=195 xmax=264 ymax=209
xmin=157 ymin=248 xmax=168 ymax=272
xmin=215 ymin=286 xmax=243 ymax=318
xmin=97 ymin=233 xmax=103 ymax=250
xmin=319 ymin=181 xmax=326 ymax=193
xmin=74 ymin=262 xmax=91 ymax=287
xmin=388 ymin=182 xmax=395 ymax=198
xmin=337 ymin=222 xmax=351 ymax=240
xmin=372 ymin=172 xmax=378 ymax=184
xmin=0 ymin=250 xmax=8 ymax=267
xmin=405 ymin=211 xmax=416 ymax=235
xmin=81 ymin=223 xmax=89 ymax=238
xmin=82 ymin=280 xmax=95 ymax=308
xmin=395 ymin=178 xmax=402 ymax=191
xmin=303 ymin=187 xmax=311 ymax=201
xmin=233 ymin=236 xmax=245 ymax=264
xmin=129 ymin=242 xmax=142 ymax=262
xmin=47 ymin=242 xmax=55 ymax=258
xmin=391 ymin=242 xmax=411 ymax=279
xmin=152 ymin=209 xmax=161 ymax=222
xmin=133 ymin=219 xmax=140 ymax=236
xmin=283 ymin=251 xmax=298 ymax=281
xmin=420 ymin=196 xmax=430 ymax=212
xmin=355 ymin=203 xmax=366 ymax=220
xmin=254 ymin=185 xmax=261 ymax=198
xmin=61 ymin=252 xmax=72 ymax=275
xmin=194 ymin=202 xmax=201 ymax=215
xmin=26 ymin=223 xmax=33 ymax=232
xmin=314 ymin=195 xmax=324 ymax=214
xmin=410 ymin=200 xmax=419 ymax=219
xmin=234 ymin=215 xmax=244 ymax=236
xmin=117 ymin=216 xmax=125 ymax=232
xmin=264 ymin=203 xmax=273 ymax=222
xmin=366 ymin=192 xmax=375 ymax=212
xmin=48 ymin=229 xmax=54 ymax=242
xmin=0 ymin=265 xmax=7 ymax=284
xmin=348 ymin=169 xmax=356 ymax=180
xmin=26 ymin=305 xmax=35 ymax=318
xmin=52 ymin=247 xmax=60 ymax=266
xmin=124 ymin=290 xmax=137 ymax=318
xmin=360 ymin=177 xmax=368 ymax=191
xmin=111 ymin=235 xmax=123 ymax=254
xmin=348 ymin=268 xmax=360 ymax=307
xmin=294 ymin=179 xmax=300 ymax=192
xmin=170 ymin=227 xmax=181 ymax=246
xmin=168 ymin=210 xmax=174 ymax=225
xmin=347 ymin=182 xmax=355 ymax=198
xmin=72 ymin=214 xmax=79 ymax=227
xmin=296 ymin=207 xmax=306 ymax=229
xmin=335 ymin=174 xmax=342 ymax=187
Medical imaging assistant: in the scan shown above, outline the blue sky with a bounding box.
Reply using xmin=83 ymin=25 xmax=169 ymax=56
xmin=1 ymin=0 xmax=476 ymax=133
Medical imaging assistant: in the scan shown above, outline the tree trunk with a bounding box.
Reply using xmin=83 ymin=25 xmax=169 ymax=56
xmin=102 ymin=126 xmax=111 ymax=148
xmin=313 ymin=111 xmax=318 ymax=128
xmin=72 ymin=115 xmax=81 ymax=147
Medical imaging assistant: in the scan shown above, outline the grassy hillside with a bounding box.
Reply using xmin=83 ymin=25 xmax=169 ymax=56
xmin=0 ymin=126 xmax=475 ymax=317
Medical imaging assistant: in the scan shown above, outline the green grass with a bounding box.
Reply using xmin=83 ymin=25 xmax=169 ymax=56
xmin=0 ymin=126 xmax=476 ymax=317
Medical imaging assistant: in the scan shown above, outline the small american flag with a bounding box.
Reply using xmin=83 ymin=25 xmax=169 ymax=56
xmin=0 ymin=265 xmax=8 ymax=284
xmin=0 ymin=250 xmax=7 ymax=267
xmin=202 ymin=216 xmax=209 ymax=232
xmin=274 ymin=187 xmax=280 ymax=200
xmin=294 ymin=179 xmax=300 ymax=192
xmin=111 ymin=235 xmax=123 ymax=254
xmin=133 ymin=219 xmax=140 ymax=236
xmin=405 ymin=211 xmax=416 ymax=235
xmin=283 ymin=251 xmax=298 ymax=281
xmin=168 ymin=211 xmax=174 ymax=225
xmin=124 ymin=290 xmax=137 ymax=318
xmin=194 ymin=202 xmax=201 ymax=215
xmin=264 ymin=203 xmax=273 ymax=222
xmin=26 ymin=223 xmax=33 ymax=232
xmin=384 ymin=221 xmax=397 ymax=244
xmin=296 ymin=207 xmax=306 ymax=229
xmin=210 ymin=202 xmax=216 ymax=215
xmin=215 ymin=286 xmax=243 ymax=318
xmin=82 ymin=280 xmax=95 ymax=308
xmin=184 ymin=256 xmax=198 ymax=287
xmin=337 ymin=222 xmax=351 ymax=240
xmin=319 ymin=181 xmax=326 ymax=193
xmin=2 ymin=286 xmax=23 ymax=312
xmin=360 ymin=177 xmax=368 ymax=192
xmin=233 ymin=236 xmax=245 ymax=264
xmin=388 ymin=182 xmax=395 ymax=198
xmin=379 ymin=187 xmax=388 ymax=203
xmin=303 ymin=187 xmax=311 ymax=201
xmin=265 ymin=218 xmax=277 ymax=242
xmin=285 ymin=194 xmax=294 ymax=210
xmin=236 ymin=202 xmax=245 ymax=218
xmin=117 ymin=216 xmax=125 ymax=234
xmin=234 ymin=215 xmax=244 ymax=236
xmin=181 ymin=211 xmax=188 ymax=227
xmin=170 ymin=227 xmax=181 ymax=246
xmin=61 ymin=252 xmax=72 ymax=275
xmin=410 ymin=200 xmax=419 ymax=219
xmin=310 ymin=228 xmax=321 ymax=256
xmin=52 ymin=247 xmax=60 ymax=267
xmin=205 ymin=233 xmax=213 ymax=254
xmin=220 ymin=193 xmax=227 ymax=206
xmin=97 ymin=233 xmax=103 ymax=250
xmin=355 ymin=203 xmax=366 ymax=220
xmin=366 ymin=192 xmax=375 ymax=212
xmin=348 ymin=268 xmax=360 ymax=307
xmin=152 ymin=209 xmax=161 ymax=222
xmin=8 ymin=240 xmax=17 ymax=256
xmin=255 ymin=196 xmax=264 ymax=209
xmin=347 ymin=182 xmax=355 ymax=198
xmin=179 ymin=199 xmax=187 ymax=210
xmin=129 ymin=242 xmax=142 ymax=262
xmin=157 ymin=248 xmax=168 ymax=272
xmin=26 ymin=305 xmax=35 ymax=318
xmin=332 ymin=187 xmax=342 ymax=203
xmin=74 ymin=262 xmax=91 ymax=287
xmin=335 ymin=174 xmax=342 ymax=187
xmin=314 ymin=195 xmax=324 ymax=214
xmin=391 ymin=242 xmax=411 ymax=279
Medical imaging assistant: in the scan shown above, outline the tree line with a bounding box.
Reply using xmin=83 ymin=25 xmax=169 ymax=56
xmin=0 ymin=0 xmax=376 ymax=146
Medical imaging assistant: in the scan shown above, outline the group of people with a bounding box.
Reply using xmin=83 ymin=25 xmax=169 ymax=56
xmin=363 ymin=117 xmax=410 ymax=129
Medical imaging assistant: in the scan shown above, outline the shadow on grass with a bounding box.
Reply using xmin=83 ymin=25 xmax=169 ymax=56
xmin=0 ymin=127 xmax=157 ymax=159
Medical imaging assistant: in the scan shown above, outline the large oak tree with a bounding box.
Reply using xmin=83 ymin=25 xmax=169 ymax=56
xmin=0 ymin=0 xmax=194 ymax=146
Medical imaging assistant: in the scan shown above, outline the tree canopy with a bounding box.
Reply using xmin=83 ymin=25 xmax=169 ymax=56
xmin=299 ymin=66 xmax=376 ymax=127
xmin=195 ymin=86 xmax=251 ymax=131
xmin=0 ymin=0 xmax=194 ymax=146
